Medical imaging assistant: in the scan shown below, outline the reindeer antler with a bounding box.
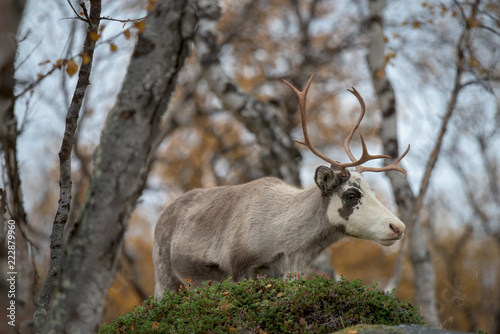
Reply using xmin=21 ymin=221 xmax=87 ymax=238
xmin=283 ymin=74 xmax=410 ymax=178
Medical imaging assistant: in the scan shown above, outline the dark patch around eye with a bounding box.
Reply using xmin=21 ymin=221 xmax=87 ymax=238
xmin=338 ymin=188 xmax=363 ymax=221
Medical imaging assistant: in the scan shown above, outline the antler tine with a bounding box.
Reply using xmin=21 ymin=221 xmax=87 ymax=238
xmin=345 ymin=134 xmax=391 ymax=168
xmin=283 ymin=75 xmax=410 ymax=178
xmin=282 ymin=74 xmax=344 ymax=172
xmin=344 ymin=87 xmax=365 ymax=162
xmin=357 ymin=144 xmax=411 ymax=178
xmin=342 ymin=88 xmax=390 ymax=168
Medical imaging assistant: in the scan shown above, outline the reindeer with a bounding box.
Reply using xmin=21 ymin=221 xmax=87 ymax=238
xmin=153 ymin=74 xmax=410 ymax=298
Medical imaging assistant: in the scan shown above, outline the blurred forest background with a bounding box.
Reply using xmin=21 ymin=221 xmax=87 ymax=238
xmin=1 ymin=0 xmax=499 ymax=333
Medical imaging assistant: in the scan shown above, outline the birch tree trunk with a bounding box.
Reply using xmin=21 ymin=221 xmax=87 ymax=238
xmin=41 ymin=1 xmax=197 ymax=333
xmin=365 ymin=0 xmax=440 ymax=327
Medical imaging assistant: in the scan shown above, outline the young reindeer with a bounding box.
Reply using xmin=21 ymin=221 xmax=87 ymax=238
xmin=153 ymin=74 xmax=410 ymax=298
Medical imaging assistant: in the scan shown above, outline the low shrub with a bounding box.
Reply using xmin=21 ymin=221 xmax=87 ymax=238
xmin=99 ymin=274 xmax=424 ymax=333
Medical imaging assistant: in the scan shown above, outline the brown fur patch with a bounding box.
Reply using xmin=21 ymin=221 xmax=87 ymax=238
xmin=338 ymin=205 xmax=354 ymax=221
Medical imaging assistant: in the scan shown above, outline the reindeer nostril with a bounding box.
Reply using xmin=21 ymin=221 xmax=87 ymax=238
xmin=389 ymin=223 xmax=399 ymax=235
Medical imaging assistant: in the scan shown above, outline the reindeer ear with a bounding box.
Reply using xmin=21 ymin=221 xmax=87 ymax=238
xmin=315 ymin=166 xmax=343 ymax=196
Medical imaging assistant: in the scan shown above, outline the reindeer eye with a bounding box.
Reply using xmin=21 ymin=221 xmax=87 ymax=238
xmin=343 ymin=189 xmax=361 ymax=204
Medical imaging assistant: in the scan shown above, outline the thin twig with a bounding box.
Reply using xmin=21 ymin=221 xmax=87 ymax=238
xmin=62 ymin=14 xmax=145 ymax=24
xmin=66 ymin=0 xmax=87 ymax=23
xmin=15 ymin=37 xmax=40 ymax=69
xmin=100 ymin=15 xmax=146 ymax=23
xmin=79 ymin=2 xmax=93 ymax=29
xmin=14 ymin=62 xmax=65 ymax=99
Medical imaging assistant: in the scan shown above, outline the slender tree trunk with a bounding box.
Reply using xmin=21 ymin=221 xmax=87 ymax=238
xmin=41 ymin=1 xmax=197 ymax=333
xmin=33 ymin=1 xmax=102 ymax=332
xmin=365 ymin=0 xmax=440 ymax=327
xmin=0 ymin=1 xmax=36 ymax=333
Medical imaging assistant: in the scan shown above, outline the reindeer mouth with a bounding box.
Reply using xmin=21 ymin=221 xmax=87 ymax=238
xmin=379 ymin=236 xmax=402 ymax=246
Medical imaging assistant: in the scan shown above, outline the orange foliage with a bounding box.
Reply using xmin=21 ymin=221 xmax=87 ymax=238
xmin=102 ymin=212 xmax=155 ymax=324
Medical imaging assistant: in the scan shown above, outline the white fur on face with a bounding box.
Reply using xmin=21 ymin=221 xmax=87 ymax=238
xmin=326 ymin=172 xmax=405 ymax=246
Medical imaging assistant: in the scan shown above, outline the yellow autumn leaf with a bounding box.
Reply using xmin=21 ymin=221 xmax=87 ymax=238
xmin=110 ymin=43 xmax=118 ymax=52
xmin=385 ymin=52 xmax=397 ymax=61
xmin=133 ymin=20 xmax=146 ymax=33
xmin=55 ymin=59 xmax=65 ymax=69
xmin=147 ymin=0 xmax=158 ymax=10
xmin=412 ymin=21 xmax=421 ymax=29
xmin=90 ymin=31 xmax=100 ymax=42
xmin=469 ymin=56 xmax=480 ymax=68
xmin=66 ymin=59 xmax=78 ymax=77
xmin=81 ymin=52 xmax=90 ymax=65
xmin=123 ymin=29 xmax=131 ymax=40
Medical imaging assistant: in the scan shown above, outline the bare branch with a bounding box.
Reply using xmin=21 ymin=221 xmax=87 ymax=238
xmin=100 ymin=15 xmax=146 ymax=23
xmin=66 ymin=0 xmax=88 ymax=23
xmin=408 ymin=16 xmax=472 ymax=227
xmin=79 ymin=2 xmax=94 ymax=29
xmin=14 ymin=63 xmax=64 ymax=99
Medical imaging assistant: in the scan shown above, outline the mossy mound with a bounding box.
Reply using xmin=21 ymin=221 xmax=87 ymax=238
xmin=99 ymin=274 xmax=424 ymax=333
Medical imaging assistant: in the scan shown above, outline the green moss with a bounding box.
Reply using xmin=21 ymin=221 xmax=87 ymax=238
xmin=99 ymin=274 xmax=424 ymax=333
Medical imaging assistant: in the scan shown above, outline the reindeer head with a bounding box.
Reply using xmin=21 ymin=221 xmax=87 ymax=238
xmin=283 ymin=74 xmax=410 ymax=246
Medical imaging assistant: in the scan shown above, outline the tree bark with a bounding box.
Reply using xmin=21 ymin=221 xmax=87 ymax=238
xmin=42 ymin=1 xmax=197 ymax=333
xmin=195 ymin=0 xmax=302 ymax=186
xmin=365 ymin=0 xmax=439 ymax=327
xmin=0 ymin=1 xmax=35 ymax=333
